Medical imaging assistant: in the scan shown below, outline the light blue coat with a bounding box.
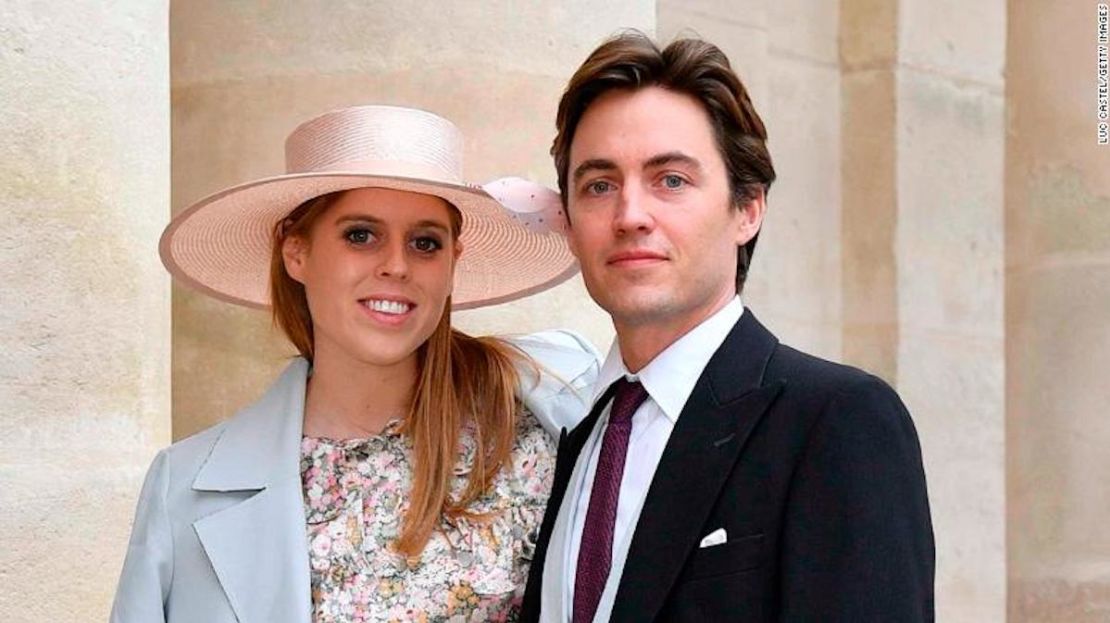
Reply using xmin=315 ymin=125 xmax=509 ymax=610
xmin=110 ymin=331 xmax=599 ymax=623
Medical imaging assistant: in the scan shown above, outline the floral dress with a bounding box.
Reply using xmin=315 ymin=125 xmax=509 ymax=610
xmin=299 ymin=407 xmax=556 ymax=622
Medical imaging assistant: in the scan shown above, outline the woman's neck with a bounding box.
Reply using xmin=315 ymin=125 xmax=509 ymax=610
xmin=301 ymin=345 xmax=418 ymax=440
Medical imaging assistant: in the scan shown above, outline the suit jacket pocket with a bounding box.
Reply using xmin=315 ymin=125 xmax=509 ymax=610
xmin=681 ymin=532 xmax=766 ymax=581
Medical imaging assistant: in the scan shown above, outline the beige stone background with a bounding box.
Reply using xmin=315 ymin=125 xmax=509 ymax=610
xmin=1 ymin=0 xmax=1107 ymax=621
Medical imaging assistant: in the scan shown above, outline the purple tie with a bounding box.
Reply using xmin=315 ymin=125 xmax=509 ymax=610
xmin=573 ymin=378 xmax=650 ymax=623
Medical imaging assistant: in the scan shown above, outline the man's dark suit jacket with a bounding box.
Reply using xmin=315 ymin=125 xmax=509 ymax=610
xmin=520 ymin=310 xmax=935 ymax=622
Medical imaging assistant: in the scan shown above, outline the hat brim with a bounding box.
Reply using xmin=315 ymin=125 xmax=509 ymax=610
xmin=160 ymin=172 xmax=579 ymax=310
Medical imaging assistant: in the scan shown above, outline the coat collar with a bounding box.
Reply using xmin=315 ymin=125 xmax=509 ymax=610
xmin=610 ymin=310 xmax=784 ymax=622
xmin=191 ymin=358 xmax=313 ymax=623
xmin=193 ymin=358 xmax=308 ymax=492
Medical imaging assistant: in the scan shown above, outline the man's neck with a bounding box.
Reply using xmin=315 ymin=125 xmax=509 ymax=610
xmin=614 ymin=292 xmax=736 ymax=373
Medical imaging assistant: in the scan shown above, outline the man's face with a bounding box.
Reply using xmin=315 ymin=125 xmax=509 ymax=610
xmin=566 ymin=86 xmax=763 ymax=333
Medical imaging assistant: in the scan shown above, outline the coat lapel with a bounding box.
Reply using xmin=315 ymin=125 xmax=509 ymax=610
xmin=521 ymin=382 xmax=619 ymax=621
xmin=555 ymin=381 xmax=618 ymax=500
xmin=611 ymin=312 xmax=784 ymax=623
xmin=192 ymin=359 xmax=313 ymax=623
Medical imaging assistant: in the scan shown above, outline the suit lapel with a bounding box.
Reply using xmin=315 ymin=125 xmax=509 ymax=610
xmin=555 ymin=381 xmax=617 ymax=498
xmin=192 ymin=360 xmax=313 ymax=623
xmin=521 ymin=382 xmax=619 ymax=621
xmin=611 ymin=312 xmax=784 ymax=623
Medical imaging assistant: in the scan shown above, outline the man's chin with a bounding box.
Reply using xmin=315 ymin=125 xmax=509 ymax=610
xmin=600 ymin=294 xmax=680 ymax=327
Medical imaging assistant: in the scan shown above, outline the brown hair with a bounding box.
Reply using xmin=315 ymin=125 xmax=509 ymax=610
xmin=270 ymin=190 xmax=524 ymax=558
xmin=553 ymin=31 xmax=776 ymax=292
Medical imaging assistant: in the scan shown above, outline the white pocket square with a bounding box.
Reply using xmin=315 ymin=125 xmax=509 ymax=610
xmin=699 ymin=527 xmax=728 ymax=548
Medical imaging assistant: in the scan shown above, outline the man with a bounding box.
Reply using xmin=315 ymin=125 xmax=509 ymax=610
xmin=520 ymin=33 xmax=934 ymax=622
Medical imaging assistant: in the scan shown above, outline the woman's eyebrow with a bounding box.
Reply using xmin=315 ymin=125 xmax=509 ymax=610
xmin=333 ymin=213 xmax=384 ymax=226
xmin=332 ymin=214 xmax=448 ymax=234
xmin=410 ymin=220 xmax=451 ymax=234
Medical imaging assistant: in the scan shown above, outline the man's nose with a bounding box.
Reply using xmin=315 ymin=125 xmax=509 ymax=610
xmin=613 ymin=184 xmax=654 ymax=235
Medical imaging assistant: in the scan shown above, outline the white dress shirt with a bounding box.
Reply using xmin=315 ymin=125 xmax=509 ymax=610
xmin=540 ymin=297 xmax=745 ymax=623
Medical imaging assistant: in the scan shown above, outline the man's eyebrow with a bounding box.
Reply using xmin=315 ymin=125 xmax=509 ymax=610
xmin=644 ymin=151 xmax=703 ymax=172
xmin=572 ymin=153 xmax=703 ymax=182
xmin=572 ymin=159 xmax=618 ymax=182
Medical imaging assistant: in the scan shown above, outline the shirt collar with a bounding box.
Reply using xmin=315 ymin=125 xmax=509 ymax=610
xmin=593 ymin=296 xmax=745 ymax=422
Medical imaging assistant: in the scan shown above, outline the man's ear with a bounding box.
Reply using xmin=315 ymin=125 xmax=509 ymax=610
xmin=564 ymin=204 xmax=582 ymax=260
xmin=282 ymin=235 xmax=308 ymax=284
xmin=734 ymin=187 xmax=767 ymax=246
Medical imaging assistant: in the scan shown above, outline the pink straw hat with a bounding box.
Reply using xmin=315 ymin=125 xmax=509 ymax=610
xmin=160 ymin=105 xmax=577 ymax=310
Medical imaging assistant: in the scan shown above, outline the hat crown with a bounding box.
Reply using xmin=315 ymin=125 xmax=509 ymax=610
xmin=284 ymin=105 xmax=464 ymax=183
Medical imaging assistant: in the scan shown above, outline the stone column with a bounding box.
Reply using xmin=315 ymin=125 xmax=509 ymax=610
xmin=842 ymin=0 xmax=1007 ymax=620
xmin=1007 ymin=2 xmax=1110 ymax=620
xmin=0 ymin=1 xmax=171 ymax=620
xmin=170 ymin=2 xmax=652 ymax=438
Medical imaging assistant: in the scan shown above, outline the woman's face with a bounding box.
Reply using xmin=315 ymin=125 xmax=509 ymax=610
xmin=283 ymin=187 xmax=461 ymax=370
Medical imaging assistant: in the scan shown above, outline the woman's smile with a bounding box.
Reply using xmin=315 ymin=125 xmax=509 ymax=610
xmin=359 ymin=296 xmax=417 ymax=326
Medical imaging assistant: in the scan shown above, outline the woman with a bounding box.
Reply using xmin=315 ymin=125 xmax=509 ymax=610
xmin=111 ymin=105 xmax=597 ymax=622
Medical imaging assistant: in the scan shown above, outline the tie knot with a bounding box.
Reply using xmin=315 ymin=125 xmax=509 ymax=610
xmin=609 ymin=378 xmax=648 ymax=425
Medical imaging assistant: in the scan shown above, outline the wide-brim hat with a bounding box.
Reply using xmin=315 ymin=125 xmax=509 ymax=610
xmin=160 ymin=105 xmax=577 ymax=310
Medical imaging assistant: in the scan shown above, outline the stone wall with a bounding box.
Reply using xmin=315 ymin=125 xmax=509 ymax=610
xmin=0 ymin=2 xmax=171 ymax=621
xmin=1006 ymin=1 xmax=1110 ymax=620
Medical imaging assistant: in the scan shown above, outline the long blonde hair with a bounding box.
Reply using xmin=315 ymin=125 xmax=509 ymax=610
xmin=269 ymin=190 xmax=524 ymax=557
